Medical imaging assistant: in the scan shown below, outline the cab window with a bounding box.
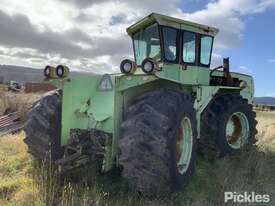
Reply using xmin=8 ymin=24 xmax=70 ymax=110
xmin=133 ymin=24 xmax=161 ymax=65
xmin=182 ymin=31 xmax=196 ymax=63
xmin=162 ymin=27 xmax=177 ymax=62
xmin=200 ymin=35 xmax=213 ymax=65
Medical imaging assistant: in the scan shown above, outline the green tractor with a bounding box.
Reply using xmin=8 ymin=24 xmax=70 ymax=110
xmin=24 ymin=13 xmax=257 ymax=194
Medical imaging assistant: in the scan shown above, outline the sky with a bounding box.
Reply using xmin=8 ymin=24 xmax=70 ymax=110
xmin=0 ymin=0 xmax=274 ymax=97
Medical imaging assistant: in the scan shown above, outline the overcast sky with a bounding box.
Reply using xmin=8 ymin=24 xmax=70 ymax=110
xmin=0 ymin=0 xmax=274 ymax=96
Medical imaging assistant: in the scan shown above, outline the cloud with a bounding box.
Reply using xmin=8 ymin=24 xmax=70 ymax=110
xmin=58 ymin=0 xmax=103 ymax=8
xmin=60 ymin=0 xmax=180 ymax=13
xmin=210 ymin=53 xmax=223 ymax=68
xmin=0 ymin=10 xmax=94 ymax=58
xmin=237 ymin=65 xmax=253 ymax=75
xmin=0 ymin=0 xmax=275 ymax=72
xmin=0 ymin=9 xmax=132 ymax=72
xmin=178 ymin=0 xmax=275 ymax=49
xmin=210 ymin=56 xmax=254 ymax=75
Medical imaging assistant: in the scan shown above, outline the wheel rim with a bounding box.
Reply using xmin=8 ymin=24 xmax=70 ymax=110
xmin=226 ymin=112 xmax=250 ymax=149
xmin=176 ymin=117 xmax=193 ymax=174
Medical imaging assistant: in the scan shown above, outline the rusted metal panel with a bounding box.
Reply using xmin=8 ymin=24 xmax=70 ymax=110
xmin=25 ymin=82 xmax=56 ymax=93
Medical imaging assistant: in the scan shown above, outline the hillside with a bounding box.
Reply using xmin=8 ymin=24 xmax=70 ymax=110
xmin=0 ymin=65 xmax=44 ymax=83
xmin=254 ymin=97 xmax=275 ymax=106
xmin=0 ymin=65 xmax=93 ymax=84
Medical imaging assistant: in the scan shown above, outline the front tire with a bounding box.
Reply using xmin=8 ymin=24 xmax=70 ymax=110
xmin=119 ymin=88 xmax=197 ymax=194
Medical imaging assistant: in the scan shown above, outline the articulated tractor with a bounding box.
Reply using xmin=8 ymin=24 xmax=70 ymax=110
xmin=24 ymin=13 xmax=257 ymax=194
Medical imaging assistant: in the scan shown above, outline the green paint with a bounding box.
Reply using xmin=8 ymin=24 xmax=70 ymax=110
xmin=54 ymin=74 xmax=114 ymax=145
xmin=156 ymin=65 xmax=210 ymax=85
xmin=47 ymin=13 xmax=254 ymax=172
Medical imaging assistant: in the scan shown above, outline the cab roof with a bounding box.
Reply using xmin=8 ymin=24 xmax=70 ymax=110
xmin=127 ymin=13 xmax=219 ymax=37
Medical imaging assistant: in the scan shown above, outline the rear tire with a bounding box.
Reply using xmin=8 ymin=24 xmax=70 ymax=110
xmin=119 ymin=88 xmax=197 ymax=194
xmin=200 ymin=93 xmax=257 ymax=157
xmin=24 ymin=90 xmax=62 ymax=161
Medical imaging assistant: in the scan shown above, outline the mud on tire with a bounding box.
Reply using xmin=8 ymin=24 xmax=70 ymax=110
xmin=24 ymin=90 xmax=62 ymax=161
xmin=119 ymin=88 xmax=197 ymax=195
xmin=200 ymin=93 xmax=257 ymax=157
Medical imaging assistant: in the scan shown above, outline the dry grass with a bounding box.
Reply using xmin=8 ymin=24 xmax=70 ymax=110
xmin=0 ymin=109 xmax=274 ymax=205
xmin=0 ymin=132 xmax=42 ymax=206
xmin=0 ymin=88 xmax=42 ymax=120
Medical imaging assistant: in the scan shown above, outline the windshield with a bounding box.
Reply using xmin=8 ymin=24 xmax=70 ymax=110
xmin=133 ymin=23 xmax=161 ymax=65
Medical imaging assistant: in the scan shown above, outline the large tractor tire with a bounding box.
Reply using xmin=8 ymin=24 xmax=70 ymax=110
xmin=119 ymin=88 xmax=197 ymax=194
xmin=200 ymin=93 xmax=257 ymax=157
xmin=24 ymin=90 xmax=62 ymax=161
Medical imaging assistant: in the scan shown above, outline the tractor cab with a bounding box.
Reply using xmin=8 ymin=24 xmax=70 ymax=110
xmin=120 ymin=13 xmax=219 ymax=83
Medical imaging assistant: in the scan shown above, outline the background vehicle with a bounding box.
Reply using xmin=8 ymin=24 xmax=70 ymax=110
xmin=8 ymin=80 xmax=23 ymax=92
xmin=24 ymin=13 xmax=257 ymax=194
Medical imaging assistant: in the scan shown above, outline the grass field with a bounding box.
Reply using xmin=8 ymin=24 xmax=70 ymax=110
xmin=0 ymin=86 xmax=41 ymax=120
xmin=0 ymin=92 xmax=275 ymax=205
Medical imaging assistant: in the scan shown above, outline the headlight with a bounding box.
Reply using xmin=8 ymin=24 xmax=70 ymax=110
xmin=56 ymin=65 xmax=70 ymax=78
xmin=141 ymin=58 xmax=158 ymax=74
xmin=120 ymin=59 xmax=137 ymax=74
xmin=44 ymin=65 xmax=55 ymax=78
